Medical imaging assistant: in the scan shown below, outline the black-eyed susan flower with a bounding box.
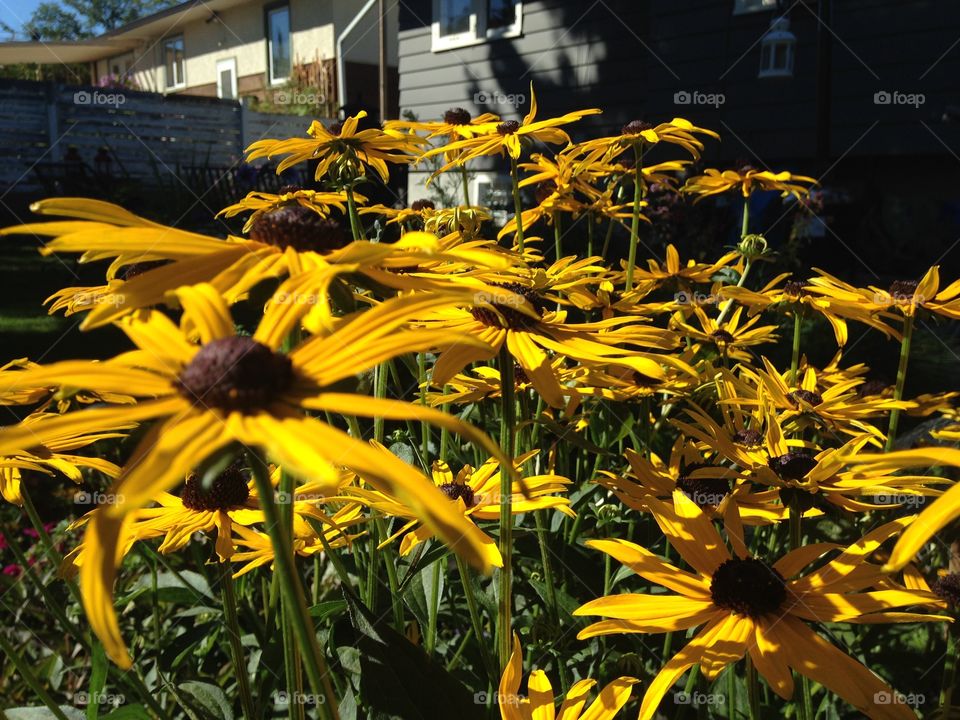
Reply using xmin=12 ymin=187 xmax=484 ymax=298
xmin=216 ymin=187 xmax=356 ymax=232
xmin=0 ymin=280 xmax=508 ymax=666
xmin=245 ymin=111 xmax=424 ymax=183
xmin=420 ymin=85 xmax=601 ymax=177
xmin=670 ymin=305 xmax=778 ymax=362
xmin=3 ymin=199 xmax=514 ymax=328
xmin=346 ymin=447 xmax=574 ymax=568
xmin=575 ymin=493 xmax=949 ymax=720
xmin=0 ymin=411 xmax=124 ymax=505
xmin=577 ymin=118 xmax=719 ymax=160
xmin=498 ymin=634 xmax=636 ymax=720
xmin=682 ymin=167 xmax=816 ymax=201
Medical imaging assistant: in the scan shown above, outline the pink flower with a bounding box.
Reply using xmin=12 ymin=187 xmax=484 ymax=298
xmin=2 ymin=564 xmax=21 ymax=577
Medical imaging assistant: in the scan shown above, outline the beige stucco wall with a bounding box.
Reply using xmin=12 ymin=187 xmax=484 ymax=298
xmin=94 ymin=0 xmax=397 ymax=97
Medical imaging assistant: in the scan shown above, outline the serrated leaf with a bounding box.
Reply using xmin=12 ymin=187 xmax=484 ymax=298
xmin=5 ymin=709 xmax=85 ymax=720
xmin=179 ymin=681 xmax=234 ymax=720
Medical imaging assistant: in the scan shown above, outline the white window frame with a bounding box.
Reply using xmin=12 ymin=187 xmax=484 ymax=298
xmin=163 ymin=36 xmax=185 ymax=90
xmin=216 ymin=57 xmax=238 ymax=99
xmin=432 ymin=0 xmax=522 ymax=52
xmin=733 ymin=0 xmax=778 ymax=15
xmin=267 ymin=4 xmax=291 ymax=86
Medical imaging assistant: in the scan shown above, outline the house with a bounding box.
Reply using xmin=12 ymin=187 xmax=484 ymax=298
xmin=397 ymin=0 xmax=960 ymax=271
xmin=0 ymin=0 xmax=400 ymax=117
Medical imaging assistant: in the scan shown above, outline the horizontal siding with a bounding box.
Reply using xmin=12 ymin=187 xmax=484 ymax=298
xmin=399 ymin=0 xmax=960 ymax=164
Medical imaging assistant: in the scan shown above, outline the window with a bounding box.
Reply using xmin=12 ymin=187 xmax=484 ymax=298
xmin=432 ymin=0 xmax=522 ymax=52
xmin=163 ymin=36 xmax=185 ymax=89
xmin=267 ymin=5 xmax=291 ymax=85
xmin=734 ymin=0 xmax=778 ymax=14
xmin=217 ymin=58 xmax=237 ymax=100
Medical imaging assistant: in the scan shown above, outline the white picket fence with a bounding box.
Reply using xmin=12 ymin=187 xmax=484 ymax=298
xmin=0 ymin=79 xmax=321 ymax=194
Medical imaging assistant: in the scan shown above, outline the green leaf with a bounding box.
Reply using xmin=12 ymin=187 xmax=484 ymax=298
xmin=101 ymin=706 xmax=150 ymax=720
xmin=5 ymin=709 xmax=85 ymax=720
xmin=86 ymin=643 xmax=107 ymax=720
xmin=309 ymin=600 xmax=347 ymax=622
xmin=340 ymin=587 xmax=484 ymax=720
xmin=130 ymin=570 xmax=213 ymax=605
xmin=178 ymin=681 xmax=234 ymax=720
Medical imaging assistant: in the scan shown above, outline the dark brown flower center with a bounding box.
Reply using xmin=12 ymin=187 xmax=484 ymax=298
xmin=788 ymin=389 xmax=823 ymax=407
xmin=177 ymin=336 xmax=293 ymax=412
xmin=411 ymin=199 xmax=435 ymax=212
xmin=856 ymin=379 xmax=888 ymax=398
xmin=327 ymin=121 xmax=343 ymax=135
xmin=470 ymin=282 xmax=545 ymax=330
xmin=497 ymin=120 xmax=521 ymax=135
xmin=534 ymin=181 xmax=557 ymax=204
xmin=278 ymin=184 xmax=301 ymax=195
xmin=711 ymin=329 xmax=735 ymax=345
xmin=783 ymin=280 xmax=808 ymax=299
xmin=439 ymin=483 xmax=476 ymax=507
xmin=622 ymin=120 xmax=653 ymax=135
xmin=732 ymin=428 xmax=763 ymax=447
xmin=933 ymin=572 xmax=960 ymax=608
xmin=710 ymin=557 xmax=786 ymax=618
xmin=181 ymin=461 xmax=250 ymax=511
xmin=768 ymin=451 xmax=817 ymax=481
xmin=249 ymin=205 xmax=349 ymax=254
xmin=443 ymin=107 xmax=472 ymax=125
xmin=676 ymin=465 xmax=730 ymax=508
xmin=889 ymin=279 xmax=918 ymax=301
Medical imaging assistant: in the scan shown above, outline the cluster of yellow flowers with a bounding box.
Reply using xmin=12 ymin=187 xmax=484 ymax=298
xmin=3 ymin=87 xmax=960 ymax=720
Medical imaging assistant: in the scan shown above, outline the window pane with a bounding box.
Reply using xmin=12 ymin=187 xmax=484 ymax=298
xmin=269 ymin=7 xmax=291 ymax=82
xmin=165 ymin=38 xmax=183 ymax=87
xmin=439 ymin=0 xmax=471 ymax=36
xmin=220 ymin=69 xmax=235 ymax=99
xmin=488 ymin=0 xmax=516 ymax=29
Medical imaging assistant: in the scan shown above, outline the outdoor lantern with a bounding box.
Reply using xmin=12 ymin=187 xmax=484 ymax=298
xmin=94 ymin=147 xmax=112 ymax=176
xmin=759 ymin=16 xmax=796 ymax=78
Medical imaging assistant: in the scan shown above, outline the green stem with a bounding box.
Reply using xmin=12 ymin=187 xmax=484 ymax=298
xmin=747 ymin=656 xmax=761 ymax=720
xmin=425 ymin=558 xmax=442 ymax=654
xmin=460 ymin=164 xmax=471 ymax=207
xmin=346 ymin=186 xmax=365 ymax=241
xmin=0 ymin=632 xmax=71 ymax=720
xmin=373 ymin=516 xmax=405 ymax=630
xmin=534 ymin=512 xmax=559 ymax=628
xmin=726 ymin=664 xmax=736 ymax=720
xmin=624 ymin=145 xmax=644 ymax=291
xmin=220 ymin=562 xmax=257 ymax=720
xmin=455 ymin=553 xmax=496 ymax=681
xmin=790 ymin=311 xmax=802 ymax=384
xmin=600 ymin=219 xmax=614 ymax=261
xmin=508 ymin=155 xmax=525 ymax=253
xmin=716 ymin=258 xmax=753 ymax=326
xmin=374 ymin=362 xmax=388 ymax=444
xmin=246 ymin=450 xmax=338 ymax=719
xmin=587 ymin=214 xmax=595 ymax=257
xmin=497 ymin=346 xmax=516 ymax=671
xmin=940 ymin=629 xmax=958 ymax=711
xmin=741 ymin=196 xmax=751 ymax=238
xmin=885 ymin=314 xmax=915 ymax=451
